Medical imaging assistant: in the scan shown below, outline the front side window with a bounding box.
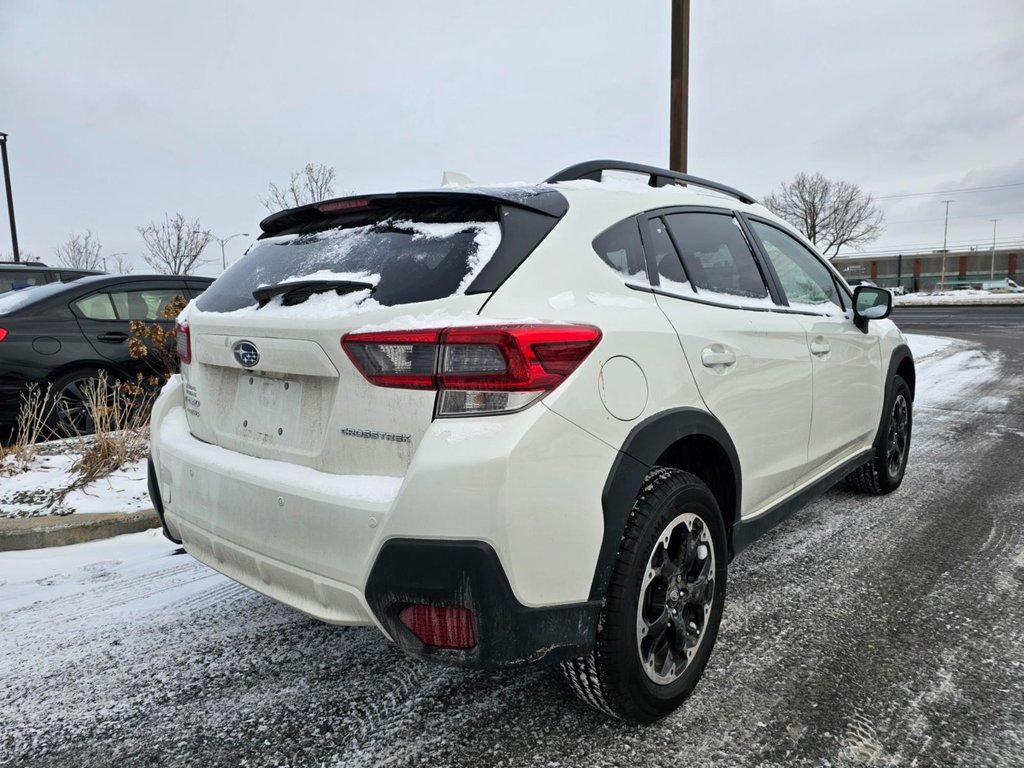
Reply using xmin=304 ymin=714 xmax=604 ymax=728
xmin=749 ymin=220 xmax=845 ymax=313
xmin=592 ymin=218 xmax=649 ymax=284
xmin=664 ymin=213 xmax=769 ymax=300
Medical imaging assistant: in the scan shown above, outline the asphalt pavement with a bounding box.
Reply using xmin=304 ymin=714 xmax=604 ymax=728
xmin=1 ymin=307 xmax=1022 ymax=767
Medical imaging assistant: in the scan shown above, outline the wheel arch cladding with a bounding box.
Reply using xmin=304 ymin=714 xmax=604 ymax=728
xmin=876 ymin=344 xmax=914 ymax=444
xmin=594 ymin=407 xmax=741 ymax=600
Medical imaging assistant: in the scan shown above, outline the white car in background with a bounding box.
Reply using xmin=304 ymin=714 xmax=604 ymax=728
xmin=148 ymin=160 xmax=914 ymax=722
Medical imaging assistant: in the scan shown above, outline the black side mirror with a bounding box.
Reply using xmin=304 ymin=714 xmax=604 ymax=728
xmin=852 ymin=285 xmax=892 ymax=331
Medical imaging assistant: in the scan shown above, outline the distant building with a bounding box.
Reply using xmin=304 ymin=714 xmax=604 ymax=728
xmin=832 ymin=247 xmax=1019 ymax=292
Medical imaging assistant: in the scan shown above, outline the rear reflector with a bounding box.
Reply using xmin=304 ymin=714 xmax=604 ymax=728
xmin=175 ymin=321 xmax=191 ymax=364
xmin=0 ymin=328 xmax=7 ymax=343
xmin=399 ymin=604 xmax=477 ymax=649
xmin=342 ymin=324 xmax=602 ymax=416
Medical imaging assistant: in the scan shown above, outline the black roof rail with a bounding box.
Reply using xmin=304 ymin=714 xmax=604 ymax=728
xmin=544 ymin=160 xmax=757 ymax=205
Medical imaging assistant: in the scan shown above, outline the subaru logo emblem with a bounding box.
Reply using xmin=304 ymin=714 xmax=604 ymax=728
xmin=232 ymin=340 xmax=260 ymax=368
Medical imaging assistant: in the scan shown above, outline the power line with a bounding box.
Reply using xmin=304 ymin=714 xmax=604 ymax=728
xmin=874 ymin=181 xmax=1024 ymax=201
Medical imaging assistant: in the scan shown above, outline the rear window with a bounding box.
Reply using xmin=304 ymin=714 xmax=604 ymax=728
xmin=0 ymin=271 xmax=49 ymax=293
xmin=0 ymin=282 xmax=68 ymax=315
xmin=197 ymin=219 xmax=501 ymax=313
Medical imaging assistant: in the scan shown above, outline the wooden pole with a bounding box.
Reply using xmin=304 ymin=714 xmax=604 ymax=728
xmin=669 ymin=0 xmax=690 ymax=173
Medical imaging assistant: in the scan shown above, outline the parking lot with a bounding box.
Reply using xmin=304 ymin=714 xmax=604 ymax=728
xmin=1 ymin=307 xmax=1022 ymax=768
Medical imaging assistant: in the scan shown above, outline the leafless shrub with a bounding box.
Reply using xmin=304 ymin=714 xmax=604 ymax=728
xmin=262 ymin=162 xmax=337 ymax=212
xmin=48 ymin=374 xmax=153 ymax=511
xmin=0 ymin=384 xmax=57 ymax=474
xmin=763 ymin=172 xmax=885 ymax=259
xmin=55 ymin=230 xmax=104 ymax=270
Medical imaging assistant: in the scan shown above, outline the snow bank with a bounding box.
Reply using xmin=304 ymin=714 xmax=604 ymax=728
xmin=896 ymin=291 xmax=1024 ymax=306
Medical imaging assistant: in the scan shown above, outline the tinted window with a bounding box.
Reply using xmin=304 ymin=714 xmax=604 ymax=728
xmin=197 ymin=218 xmax=501 ymax=313
xmin=750 ymin=220 xmax=844 ymax=312
xmin=109 ymin=288 xmax=187 ymax=321
xmin=592 ymin=218 xmax=648 ymax=283
xmin=664 ymin=213 xmax=768 ymax=299
xmin=74 ymin=292 xmax=117 ymax=320
xmin=646 ymin=217 xmax=691 ymax=292
xmin=0 ymin=271 xmax=48 ymax=293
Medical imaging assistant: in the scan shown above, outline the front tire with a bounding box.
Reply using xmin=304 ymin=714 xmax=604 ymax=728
xmin=846 ymin=376 xmax=912 ymax=495
xmin=562 ymin=467 xmax=728 ymax=722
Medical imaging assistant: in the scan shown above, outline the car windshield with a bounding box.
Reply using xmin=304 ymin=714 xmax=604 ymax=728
xmin=197 ymin=219 xmax=502 ymax=313
xmin=0 ymin=281 xmax=69 ymax=315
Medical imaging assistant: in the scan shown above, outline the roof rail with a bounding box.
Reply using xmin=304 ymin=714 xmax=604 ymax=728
xmin=544 ymin=160 xmax=757 ymax=205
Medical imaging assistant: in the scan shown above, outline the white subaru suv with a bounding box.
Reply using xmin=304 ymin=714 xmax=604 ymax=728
xmin=148 ymin=161 xmax=914 ymax=722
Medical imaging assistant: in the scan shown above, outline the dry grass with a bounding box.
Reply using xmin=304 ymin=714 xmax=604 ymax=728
xmin=0 ymin=384 xmax=59 ymax=475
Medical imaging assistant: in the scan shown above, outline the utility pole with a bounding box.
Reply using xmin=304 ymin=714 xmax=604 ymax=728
xmin=669 ymin=0 xmax=690 ymax=173
xmin=939 ymin=199 xmax=953 ymax=290
xmin=0 ymin=132 xmax=20 ymax=262
xmin=990 ymin=218 xmax=999 ymax=279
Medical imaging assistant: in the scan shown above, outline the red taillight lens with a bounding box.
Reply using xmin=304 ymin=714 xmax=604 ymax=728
xmin=0 ymin=328 xmax=7 ymax=343
xmin=341 ymin=324 xmax=602 ymax=415
xmin=399 ymin=604 xmax=477 ymax=649
xmin=175 ymin=321 xmax=191 ymax=364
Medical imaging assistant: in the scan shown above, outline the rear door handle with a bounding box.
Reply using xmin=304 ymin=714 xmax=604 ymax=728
xmin=701 ymin=346 xmax=737 ymax=368
xmin=97 ymin=332 xmax=129 ymax=343
xmin=809 ymin=338 xmax=831 ymax=356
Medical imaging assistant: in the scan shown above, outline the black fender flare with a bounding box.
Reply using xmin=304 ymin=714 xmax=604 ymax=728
xmin=873 ymin=343 xmax=914 ymax=449
xmin=592 ymin=407 xmax=742 ymax=600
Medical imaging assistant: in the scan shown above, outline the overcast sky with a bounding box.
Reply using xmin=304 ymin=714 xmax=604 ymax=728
xmin=1 ymin=0 xmax=1022 ymax=274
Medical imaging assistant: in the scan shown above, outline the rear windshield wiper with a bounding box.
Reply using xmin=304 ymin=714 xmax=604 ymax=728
xmin=252 ymin=279 xmax=376 ymax=308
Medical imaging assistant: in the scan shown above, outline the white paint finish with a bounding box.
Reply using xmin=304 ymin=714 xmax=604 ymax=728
xmin=598 ymin=356 xmax=648 ymax=421
xmin=653 ymin=295 xmax=815 ymax=516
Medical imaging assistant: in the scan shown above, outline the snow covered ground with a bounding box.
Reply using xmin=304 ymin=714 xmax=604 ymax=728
xmin=0 ymin=438 xmax=150 ymax=518
xmin=2 ymin=330 xmax=1023 ymax=767
xmin=895 ymin=289 xmax=1024 ymax=306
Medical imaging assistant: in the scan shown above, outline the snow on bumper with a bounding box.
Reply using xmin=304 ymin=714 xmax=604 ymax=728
xmin=149 ymin=377 xmax=616 ymax=629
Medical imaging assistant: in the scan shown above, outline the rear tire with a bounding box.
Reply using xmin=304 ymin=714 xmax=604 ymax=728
xmin=846 ymin=376 xmax=912 ymax=495
xmin=45 ymin=367 xmax=111 ymax=437
xmin=562 ymin=467 xmax=727 ymax=722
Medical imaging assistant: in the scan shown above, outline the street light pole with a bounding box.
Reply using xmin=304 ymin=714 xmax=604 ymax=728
xmin=200 ymin=232 xmax=250 ymax=271
xmin=0 ymin=132 xmax=20 ymax=262
xmin=990 ymin=218 xmax=999 ymax=280
xmin=939 ymin=199 xmax=953 ymax=290
xmin=669 ymin=0 xmax=690 ymax=173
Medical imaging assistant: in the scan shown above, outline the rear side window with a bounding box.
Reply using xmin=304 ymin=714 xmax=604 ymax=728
xmin=592 ymin=218 xmax=648 ymax=283
xmin=647 ymin=217 xmax=692 ymax=293
xmin=109 ymin=288 xmax=187 ymax=320
xmin=664 ymin=213 xmax=769 ymax=300
xmin=197 ymin=219 xmax=501 ymax=313
xmin=74 ymin=293 xmax=117 ymax=320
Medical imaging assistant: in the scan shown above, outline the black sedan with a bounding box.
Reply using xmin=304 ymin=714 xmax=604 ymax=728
xmin=0 ymin=274 xmax=212 ymax=435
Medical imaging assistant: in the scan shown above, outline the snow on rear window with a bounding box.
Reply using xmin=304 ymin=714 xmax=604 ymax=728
xmin=197 ymin=220 xmax=501 ymax=314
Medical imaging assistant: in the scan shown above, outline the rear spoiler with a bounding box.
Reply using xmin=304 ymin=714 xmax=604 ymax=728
xmin=259 ymin=187 xmax=568 ymax=237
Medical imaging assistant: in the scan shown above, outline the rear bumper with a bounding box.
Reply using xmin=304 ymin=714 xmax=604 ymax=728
xmin=366 ymin=539 xmax=599 ymax=667
xmin=149 ymin=375 xmax=617 ymax=666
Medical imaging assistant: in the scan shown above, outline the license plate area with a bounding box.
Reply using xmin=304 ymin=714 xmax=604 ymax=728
xmin=233 ymin=373 xmax=303 ymax=444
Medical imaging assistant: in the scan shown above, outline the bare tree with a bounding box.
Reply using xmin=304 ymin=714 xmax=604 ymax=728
xmin=762 ymin=172 xmax=885 ymax=258
xmin=55 ymin=230 xmax=104 ymax=270
xmin=262 ymin=163 xmax=337 ymax=212
xmin=104 ymin=253 xmax=134 ymax=274
xmin=137 ymin=214 xmax=211 ymax=275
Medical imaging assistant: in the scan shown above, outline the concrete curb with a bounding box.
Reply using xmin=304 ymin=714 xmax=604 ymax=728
xmin=0 ymin=510 xmax=161 ymax=552
xmin=895 ymin=297 xmax=1024 ymax=307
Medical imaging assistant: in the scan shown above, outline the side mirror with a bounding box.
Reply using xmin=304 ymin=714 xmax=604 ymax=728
xmin=853 ymin=285 xmax=892 ymax=331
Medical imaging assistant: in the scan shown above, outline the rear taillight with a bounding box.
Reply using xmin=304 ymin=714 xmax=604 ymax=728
xmin=341 ymin=324 xmax=602 ymax=416
xmin=175 ymin=321 xmax=191 ymax=364
xmin=399 ymin=604 xmax=477 ymax=649
xmin=0 ymin=328 xmax=7 ymax=342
